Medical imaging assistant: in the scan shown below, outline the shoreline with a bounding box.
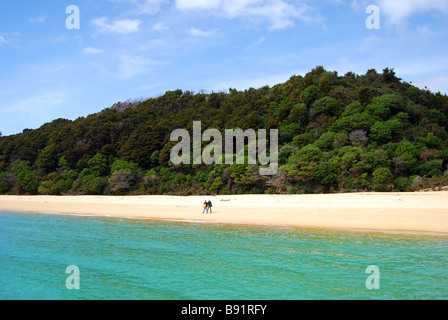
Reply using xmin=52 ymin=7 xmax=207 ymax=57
xmin=1 ymin=193 xmax=448 ymax=235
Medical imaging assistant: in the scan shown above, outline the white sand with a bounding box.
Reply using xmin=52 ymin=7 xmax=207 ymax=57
xmin=1 ymin=192 xmax=447 ymax=234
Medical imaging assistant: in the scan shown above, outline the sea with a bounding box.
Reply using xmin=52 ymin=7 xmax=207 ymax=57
xmin=0 ymin=211 xmax=447 ymax=300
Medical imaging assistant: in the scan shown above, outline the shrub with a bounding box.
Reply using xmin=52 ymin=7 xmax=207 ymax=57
xmin=372 ymin=167 xmax=394 ymax=191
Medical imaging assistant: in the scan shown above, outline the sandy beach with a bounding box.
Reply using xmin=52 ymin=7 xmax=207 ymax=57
xmin=1 ymin=192 xmax=448 ymax=234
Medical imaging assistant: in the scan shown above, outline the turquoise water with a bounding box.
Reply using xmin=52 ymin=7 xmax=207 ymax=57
xmin=0 ymin=211 xmax=447 ymax=300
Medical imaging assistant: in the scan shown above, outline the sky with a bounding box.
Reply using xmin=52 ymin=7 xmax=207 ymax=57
xmin=0 ymin=0 xmax=447 ymax=136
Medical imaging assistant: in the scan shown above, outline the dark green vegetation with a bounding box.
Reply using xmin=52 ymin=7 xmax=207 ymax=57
xmin=1 ymin=67 xmax=448 ymax=195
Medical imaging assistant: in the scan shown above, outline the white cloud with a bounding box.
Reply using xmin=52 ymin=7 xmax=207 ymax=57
xmin=86 ymin=51 xmax=159 ymax=80
xmin=116 ymin=53 xmax=158 ymax=79
xmin=135 ymin=0 xmax=166 ymax=15
xmin=175 ymin=0 xmax=322 ymax=30
xmin=83 ymin=47 xmax=105 ymax=55
xmin=417 ymin=25 xmax=431 ymax=36
xmin=186 ymin=27 xmax=216 ymax=37
xmin=375 ymin=0 xmax=448 ymax=26
xmin=0 ymin=32 xmax=21 ymax=46
xmin=350 ymin=0 xmax=361 ymax=11
xmin=1 ymin=91 xmax=66 ymax=116
xmin=176 ymin=0 xmax=221 ymax=10
xmin=358 ymin=34 xmax=381 ymax=53
xmin=244 ymin=36 xmax=266 ymax=51
xmin=153 ymin=22 xmax=169 ymax=31
xmin=50 ymin=35 xmax=67 ymax=43
xmin=29 ymin=15 xmax=47 ymax=23
xmin=91 ymin=17 xmax=142 ymax=35
xmin=109 ymin=0 xmax=166 ymax=15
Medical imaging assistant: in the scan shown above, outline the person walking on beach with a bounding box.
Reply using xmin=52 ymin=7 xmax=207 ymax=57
xmin=207 ymin=200 xmax=213 ymax=214
xmin=202 ymin=200 xmax=208 ymax=214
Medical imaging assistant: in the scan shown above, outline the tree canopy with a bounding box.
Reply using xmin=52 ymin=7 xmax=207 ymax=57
xmin=1 ymin=67 xmax=447 ymax=195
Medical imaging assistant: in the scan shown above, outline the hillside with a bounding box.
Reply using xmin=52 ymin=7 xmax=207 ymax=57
xmin=1 ymin=66 xmax=448 ymax=195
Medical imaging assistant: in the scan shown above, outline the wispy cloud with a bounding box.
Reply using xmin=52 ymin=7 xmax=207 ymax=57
xmin=244 ymin=37 xmax=266 ymax=51
xmin=116 ymin=53 xmax=159 ymax=79
xmin=176 ymin=0 xmax=220 ymax=10
xmin=417 ymin=25 xmax=431 ymax=36
xmin=153 ymin=22 xmax=169 ymax=31
xmin=91 ymin=17 xmax=142 ymax=35
xmin=135 ymin=0 xmax=166 ymax=15
xmin=83 ymin=47 xmax=105 ymax=55
xmin=50 ymin=35 xmax=67 ymax=43
xmin=376 ymin=0 xmax=448 ymax=26
xmin=175 ymin=0 xmax=323 ymax=30
xmin=87 ymin=52 xmax=155 ymax=80
xmin=1 ymin=91 xmax=66 ymax=117
xmin=186 ymin=27 xmax=217 ymax=37
xmin=29 ymin=15 xmax=47 ymax=23
xmin=351 ymin=0 xmax=448 ymax=27
xmin=0 ymin=31 xmax=21 ymax=46
xmin=109 ymin=0 xmax=166 ymax=15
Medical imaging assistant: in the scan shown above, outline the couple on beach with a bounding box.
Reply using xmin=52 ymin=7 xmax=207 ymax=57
xmin=202 ymin=200 xmax=213 ymax=214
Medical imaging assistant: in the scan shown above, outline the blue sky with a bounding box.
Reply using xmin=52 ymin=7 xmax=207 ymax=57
xmin=0 ymin=0 xmax=447 ymax=136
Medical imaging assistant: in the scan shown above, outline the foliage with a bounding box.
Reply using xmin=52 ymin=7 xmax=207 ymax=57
xmin=1 ymin=67 xmax=447 ymax=195
xmin=108 ymin=169 xmax=135 ymax=194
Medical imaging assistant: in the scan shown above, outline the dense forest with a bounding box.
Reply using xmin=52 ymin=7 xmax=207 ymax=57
xmin=1 ymin=66 xmax=448 ymax=196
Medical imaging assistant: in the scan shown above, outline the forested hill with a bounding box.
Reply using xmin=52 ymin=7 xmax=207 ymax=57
xmin=1 ymin=66 xmax=448 ymax=196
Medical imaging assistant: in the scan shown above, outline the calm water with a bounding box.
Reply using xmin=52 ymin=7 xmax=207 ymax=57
xmin=0 ymin=211 xmax=447 ymax=300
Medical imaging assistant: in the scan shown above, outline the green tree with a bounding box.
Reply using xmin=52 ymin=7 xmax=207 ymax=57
xmin=373 ymin=94 xmax=406 ymax=114
xmin=318 ymin=74 xmax=331 ymax=94
xmin=0 ymin=173 xmax=17 ymax=194
xmin=357 ymin=87 xmax=371 ymax=105
xmin=406 ymin=86 xmax=422 ymax=103
xmin=423 ymin=133 xmax=442 ymax=149
xmin=395 ymin=177 xmax=410 ymax=191
xmin=370 ymin=119 xmax=403 ymax=143
xmin=282 ymin=144 xmax=322 ymax=181
xmin=331 ymin=112 xmax=375 ymax=133
xmin=370 ymin=121 xmax=392 ymax=143
xmin=150 ymin=150 xmax=160 ymax=167
xmin=303 ymin=85 xmax=318 ymax=105
xmin=36 ymin=144 xmax=60 ymax=172
xmin=88 ymin=153 xmax=109 ymax=177
xmin=314 ymin=161 xmax=338 ymax=189
xmin=420 ymin=160 xmax=443 ymax=177
xmin=388 ymin=140 xmax=419 ymax=176
xmin=278 ymin=145 xmax=298 ymax=165
xmin=288 ymin=103 xmax=308 ymax=126
xmin=77 ymin=174 xmax=106 ymax=195
xmin=365 ymin=102 xmax=390 ymax=120
xmin=58 ymin=156 xmax=70 ymax=171
xmin=372 ymin=167 xmax=394 ymax=191
xmin=38 ymin=172 xmax=72 ymax=195
xmin=111 ymin=159 xmax=138 ymax=173
xmin=17 ymin=169 xmax=39 ymax=194
xmin=315 ymin=132 xmax=338 ymax=151
xmin=279 ymin=123 xmax=301 ymax=144
xmin=311 ymin=97 xmax=339 ymax=117
xmin=382 ymin=68 xmax=401 ymax=84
